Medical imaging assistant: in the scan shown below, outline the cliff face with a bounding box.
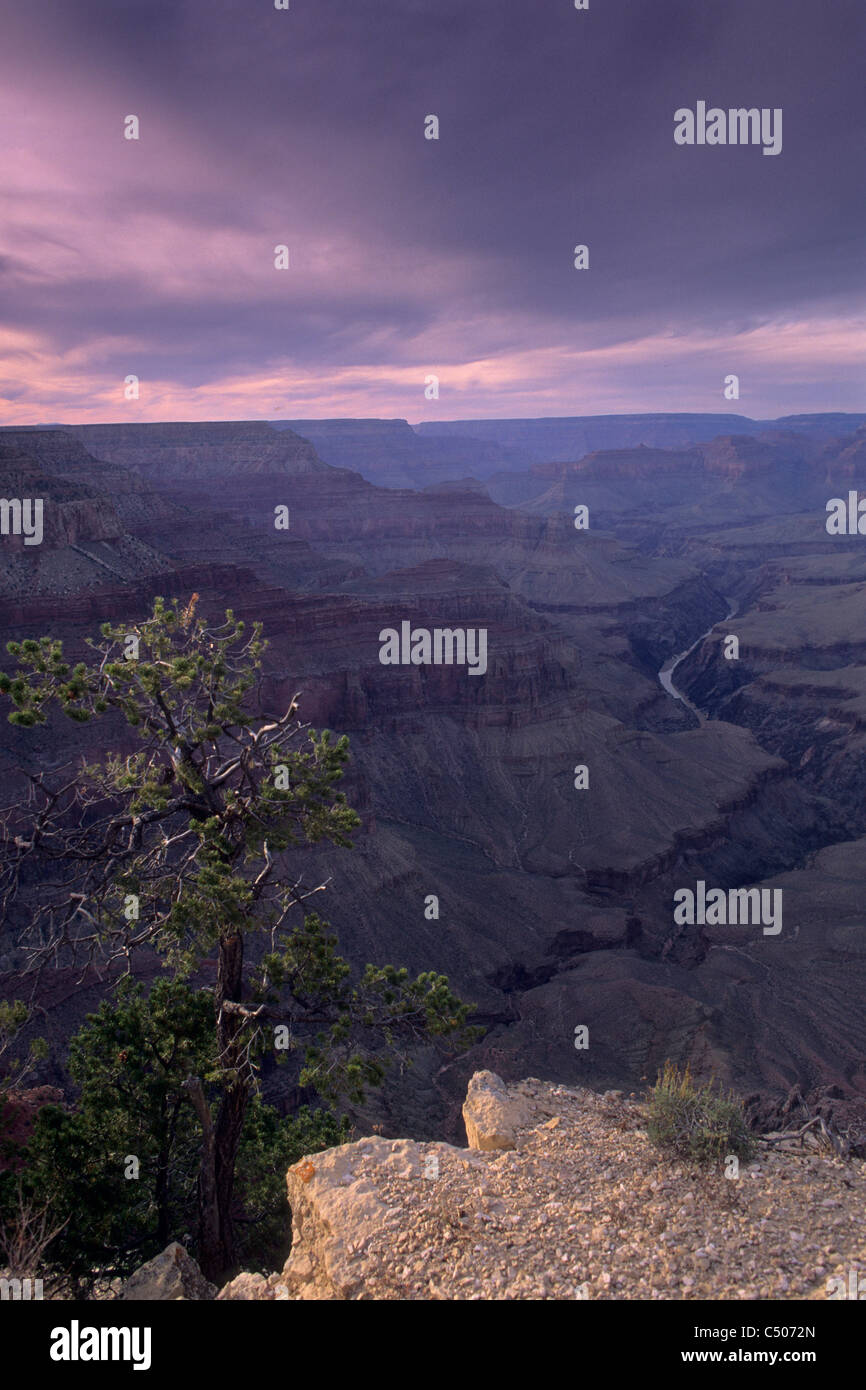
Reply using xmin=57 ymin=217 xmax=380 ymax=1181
xmin=0 ymin=467 xmax=123 ymax=550
xmin=0 ymin=438 xmax=123 ymax=542
xmin=0 ymin=433 xmax=173 ymax=596
xmin=414 ymin=412 xmax=866 ymax=463
xmin=274 ymin=417 xmax=524 ymax=488
xmin=673 ymin=552 xmax=866 ymax=865
xmin=486 ymin=431 xmax=861 ymax=531
xmin=66 ymin=421 xmax=328 ymax=479
xmin=2 ymin=417 xmax=866 ymax=1140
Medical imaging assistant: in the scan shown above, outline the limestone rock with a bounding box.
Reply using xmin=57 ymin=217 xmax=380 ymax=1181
xmin=462 ymin=1070 xmax=533 ymax=1151
xmin=279 ymin=1136 xmax=457 ymax=1299
xmin=117 ymin=1243 xmax=216 ymax=1301
xmin=218 ymin=1272 xmax=270 ymax=1301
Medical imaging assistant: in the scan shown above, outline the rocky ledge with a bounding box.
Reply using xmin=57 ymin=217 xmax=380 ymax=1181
xmin=208 ymin=1071 xmax=864 ymax=1302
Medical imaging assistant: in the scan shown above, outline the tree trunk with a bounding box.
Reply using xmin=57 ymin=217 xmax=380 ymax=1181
xmin=197 ymin=930 xmax=251 ymax=1282
xmin=155 ymin=1149 xmax=170 ymax=1249
xmin=182 ymin=1077 xmax=219 ymax=1275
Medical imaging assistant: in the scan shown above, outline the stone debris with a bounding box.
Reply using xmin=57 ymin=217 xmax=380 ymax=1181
xmin=217 ymin=1072 xmax=865 ymax=1301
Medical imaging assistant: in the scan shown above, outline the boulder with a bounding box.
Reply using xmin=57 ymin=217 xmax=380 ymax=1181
xmin=117 ymin=1242 xmax=216 ymax=1301
xmin=462 ymin=1070 xmax=532 ymax=1151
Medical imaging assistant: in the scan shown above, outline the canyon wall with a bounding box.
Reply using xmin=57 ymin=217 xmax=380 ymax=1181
xmin=1 ymin=417 xmax=865 ymax=1138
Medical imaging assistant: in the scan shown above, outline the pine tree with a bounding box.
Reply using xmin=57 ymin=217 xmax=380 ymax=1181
xmin=0 ymin=597 xmax=473 ymax=1279
xmin=3 ymin=979 xmax=348 ymax=1288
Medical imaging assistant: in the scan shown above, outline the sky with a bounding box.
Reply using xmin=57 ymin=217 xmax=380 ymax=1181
xmin=0 ymin=0 xmax=863 ymax=425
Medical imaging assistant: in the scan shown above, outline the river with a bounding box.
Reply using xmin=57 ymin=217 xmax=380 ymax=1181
xmin=657 ymin=598 xmax=739 ymax=723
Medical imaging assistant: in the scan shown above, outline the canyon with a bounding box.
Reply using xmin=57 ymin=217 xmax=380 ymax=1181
xmin=1 ymin=412 xmax=865 ymax=1143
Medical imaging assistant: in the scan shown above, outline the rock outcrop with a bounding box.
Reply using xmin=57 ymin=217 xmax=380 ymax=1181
xmin=117 ymin=1243 xmax=216 ymax=1301
xmin=217 ymin=1073 xmax=866 ymax=1301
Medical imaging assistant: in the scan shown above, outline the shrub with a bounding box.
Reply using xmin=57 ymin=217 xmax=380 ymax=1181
xmin=646 ymin=1060 xmax=756 ymax=1165
xmin=0 ymin=981 xmax=352 ymax=1289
